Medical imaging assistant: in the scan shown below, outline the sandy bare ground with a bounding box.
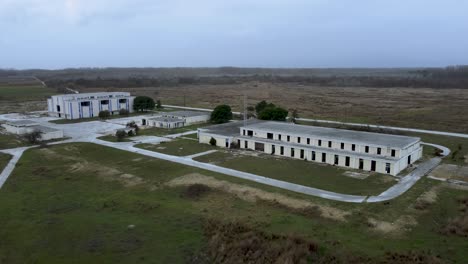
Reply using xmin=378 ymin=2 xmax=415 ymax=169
xmin=430 ymin=164 xmax=468 ymax=182
xmin=166 ymin=173 xmax=350 ymax=222
xmin=82 ymin=83 xmax=468 ymax=133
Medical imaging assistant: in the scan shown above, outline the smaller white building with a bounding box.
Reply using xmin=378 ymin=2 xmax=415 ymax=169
xmin=47 ymin=92 xmax=135 ymax=119
xmin=1 ymin=120 xmax=64 ymax=141
xmin=144 ymin=111 xmax=210 ymax=129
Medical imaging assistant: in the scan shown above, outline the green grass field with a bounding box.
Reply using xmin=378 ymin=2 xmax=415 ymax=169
xmin=0 ymin=153 xmax=12 ymax=171
xmin=138 ymin=123 xmax=207 ymax=137
xmin=195 ymin=151 xmax=396 ymax=196
xmin=0 ymin=143 xmax=467 ymax=263
xmin=0 ymin=133 xmax=29 ymax=149
xmin=135 ymin=138 xmax=216 ymax=156
xmin=0 ymin=84 xmax=56 ymax=101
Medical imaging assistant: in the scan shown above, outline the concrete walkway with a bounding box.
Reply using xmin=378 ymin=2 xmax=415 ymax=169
xmin=185 ymin=150 xmax=218 ymax=159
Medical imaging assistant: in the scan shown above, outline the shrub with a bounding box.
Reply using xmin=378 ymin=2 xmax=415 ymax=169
xmin=115 ymin=130 xmax=127 ymax=141
xmin=98 ymin=110 xmax=110 ymax=119
xmin=156 ymin=99 xmax=162 ymax=109
xmin=127 ymin=130 xmax=134 ymax=137
xmin=133 ymin=96 xmax=155 ymax=112
xmin=23 ymin=130 xmax=42 ymax=144
xmin=209 ymin=137 xmax=217 ymax=146
xmin=119 ymin=108 xmax=129 ymax=116
xmin=181 ymin=184 xmax=211 ymax=199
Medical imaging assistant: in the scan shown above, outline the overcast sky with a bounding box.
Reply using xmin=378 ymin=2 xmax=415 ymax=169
xmin=1 ymin=0 xmax=467 ymax=69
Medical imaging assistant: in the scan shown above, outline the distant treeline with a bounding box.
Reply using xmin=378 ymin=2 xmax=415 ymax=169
xmin=3 ymin=66 xmax=468 ymax=89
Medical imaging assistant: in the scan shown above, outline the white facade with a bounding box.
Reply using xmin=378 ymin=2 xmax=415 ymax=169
xmin=47 ymin=92 xmax=135 ymax=119
xmin=1 ymin=120 xmax=64 ymax=141
xmin=143 ymin=111 xmax=210 ymax=129
xmin=199 ymin=120 xmax=423 ymax=176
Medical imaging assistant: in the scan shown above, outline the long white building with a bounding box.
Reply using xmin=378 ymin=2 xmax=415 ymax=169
xmin=198 ymin=120 xmax=422 ymax=176
xmin=47 ymin=92 xmax=135 ymax=119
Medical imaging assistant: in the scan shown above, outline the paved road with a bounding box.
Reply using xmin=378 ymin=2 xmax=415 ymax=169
xmin=163 ymin=104 xmax=468 ymax=139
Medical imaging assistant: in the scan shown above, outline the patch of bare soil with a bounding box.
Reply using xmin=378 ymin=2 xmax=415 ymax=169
xmin=166 ymin=173 xmax=350 ymax=221
xmin=367 ymin=215 xmax=417 ymax=235
xmin=193 ymin=219 xmax=445 ymax=264
xmin=430 ymin=164 xmax=468 ymax=182
xmin=343 ymin=171 xmax=369 ymax=179
xmin=39 ymin=147 xmax=145 ymax=187
xmin=440 ymin=196 xmax=468 ymax=237
xmin=413 ymin=185 xmax=440 ymax=210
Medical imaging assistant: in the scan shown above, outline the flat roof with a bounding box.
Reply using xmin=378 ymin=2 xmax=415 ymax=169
xmin=164 ymin=111 xmax=209 ymax=118
xmin=149 ymin=116 xmax=184 ymax=123
xmin=33 ymin=125 xmax=61 ymax=133
xmin=242 ymin=121 xmax=420 ymax=149
xmin=198 ymin=119 xmax=264 ymax=137
xmin=4 ymin=120 xmax=38 ymax=127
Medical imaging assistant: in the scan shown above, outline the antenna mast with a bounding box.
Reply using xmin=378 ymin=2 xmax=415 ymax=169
xmin=243 ymin=94 xmax=247 ymax=127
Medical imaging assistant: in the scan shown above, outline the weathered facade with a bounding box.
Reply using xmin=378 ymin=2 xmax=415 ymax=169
xmin=1 ymin=120 xmax=64 ymax=141
xmin=47 ymin=92 xmax=135 ymax=119
xmin=199 ymin=120 xmax=422 ymax=176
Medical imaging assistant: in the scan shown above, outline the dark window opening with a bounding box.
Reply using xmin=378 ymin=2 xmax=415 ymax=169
xmin=386 ymin=163 xmax=391 ymax=174
xmin=345 ymin=156 xmax=350 ymax=167
xmin=307 ymin=138 xmax=310 ymax=144
xmin=255 ymin=142 xmax=265 ymax=151
xmin=243 ymin=130 xmax=246 ymax=136
xmin=244 ymin=141 xmax=248 ymax=148
xmin=328 ymin=141 xmax=332 ymax=148
xmin=101 ymin=100 xmax=109 ymax=105
xmin=365 ymin=146 xmax=369 ymax=153
xmin=267 ymin=133 xmax=273 ymax=139
xmin=119 ymin=99 xmax=127 ymax=104
xmin=341 ymin=143 xmax=344 ymax=149
xmin=280 ymin=146 xmax=284 ymax=155
xmin=359 ymin=159 xmax=364 ymax=169
xmin=311 ymin=151 xmax=316 ymax=161
xmin=287 ymin=135 xmax=290 ymax=142
xmin=142 ymin=119 xmax=147 ymax=126
xmin=80 ymin=101 xmax=90 ymax=107
xmin=271 ymin=145 xmax=275 ymax=154
xmin=371 ymin=160 xmax=376 ymax=171
xmin=352 ymin=144 xmax=356 ymax=151
xmin=377 ymin=148 xmax=382 ymax=155
xmin=391 ymin=149 xmax=396 ymax=157
xmin=56 ymin=105 xmax=61 ymax=112
xmin=247 ymin=130 xmax=253 ymax=136
xmin=322 ymin=153 xmax=326 ymax=163
xmin=318 ymin=140 xmax=322 ymax=146
xmin=408 ymin=155 xmax=411 ymax=165
xmin=291 ymin=148 xmax=295 ymax=157
xmin=278 ymin=134 xmax=282 ymax=141
xmin=300 ymin=149 xmax=304 ymax=159
xmin=334 ymin=155 xmax=339 ymax=165
xmin=298 ymin=137 xmax=301 ymax=143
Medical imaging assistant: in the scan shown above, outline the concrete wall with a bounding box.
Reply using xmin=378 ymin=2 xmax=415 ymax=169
xmin=199 ymin=133 xmax=231 ymax=148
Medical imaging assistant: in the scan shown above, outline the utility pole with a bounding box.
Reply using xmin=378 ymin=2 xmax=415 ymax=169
xmin=243 ymin=94 xmax=247 ymax=127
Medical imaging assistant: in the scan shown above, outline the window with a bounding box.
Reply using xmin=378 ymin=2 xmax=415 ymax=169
xmin=334 ymin=155 xmax=339 ymax=165
xmin=300 ymin=149 xmax=304 ymax=159
xmin=278 ymin=134 xmax=282 ymax=141
xmin=271 ymin=145 xmax=276 ymax=154
xmin=101 ymin=100 xmax=109 ymax=105
xmin=359 ymin=159 xmax=364 ymax=169
xmin=247 ymin=130 xmax=253 ymax=136
xmin=345 ymin=156 xmax=350 ymax=167
xmin=80 ymin=101 xmax=90 ymax=107
xmin=391 ymin=149 xmax=396 ymax=157
xmin=365 ymin=146 xmax=369 ymax=153
xmin=267 ymin=133 xmax=273 ymax=139
xmin=255 ymin=142 xmax=264 ymax=151
xmin=328 ymin=141 xmax=332 ymax=148
xmin=341 ymin=143 xmax=344 ymax=149
xmin=243 ymin=130 xmax=246 ymax=136
xmin=244 ymin=141 xmax=248 ymax=148
xmin=385 ymin=163 xmax=391 ymax=174
xmin=408 ymin=155 xmax=412 ymax=165
xmin=311 ymin=151 xmax=316 ymax=161
xmin=371 ymin=160 xmax=376 ymax=171
xmin=318 ymin=140 xmax=322 ymax=146
xmin=322 ymin=153 xmax=326 ymax=162
xmin=119 ymin=99 xmax=127 ymax=104
xmin=377 ymin=147 xmax=382 ymax=155
xmin=352 ymin=144 xmax=356 ymax=151
xmin=291 ymin=148 xmax=295 ymax=157
xmin=280 ymin=146 xmax=284 ymax=155
xmin=298 ymin=137 xmax=301 ymax=143
xmin=287 ymin=135 xmax=290 ymax=142
xmin=307 ymin=138 xmax=310 ymax=144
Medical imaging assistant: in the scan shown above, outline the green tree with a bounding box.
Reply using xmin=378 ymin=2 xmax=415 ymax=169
xmin=258 ymin=107 xmax=288 ymax=121
xmin=209 ymin=137 xmax=217 ymax=146
xmin=156 ymin=100 xmax=163 ymax=109
xmin=210 ymin=104 xmax=233 ymax=124
xmin=23 ymin=130 xmax=42 ymax=144
xmin=255 ymin=100 xmax=269 ymax=114
xmin=133 ymin=96 xmax=155 ymax=112
xmin=98 ymin=110 xmax=110 ymax=119
xmin=290 ymin=109 xmax=299 ymax=124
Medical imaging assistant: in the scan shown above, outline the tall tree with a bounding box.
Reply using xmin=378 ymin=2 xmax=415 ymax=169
xmin=133 ymin=96 xmax=155 ymax=112
xmin=210 ymin=105 xmax=233 ymax=124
